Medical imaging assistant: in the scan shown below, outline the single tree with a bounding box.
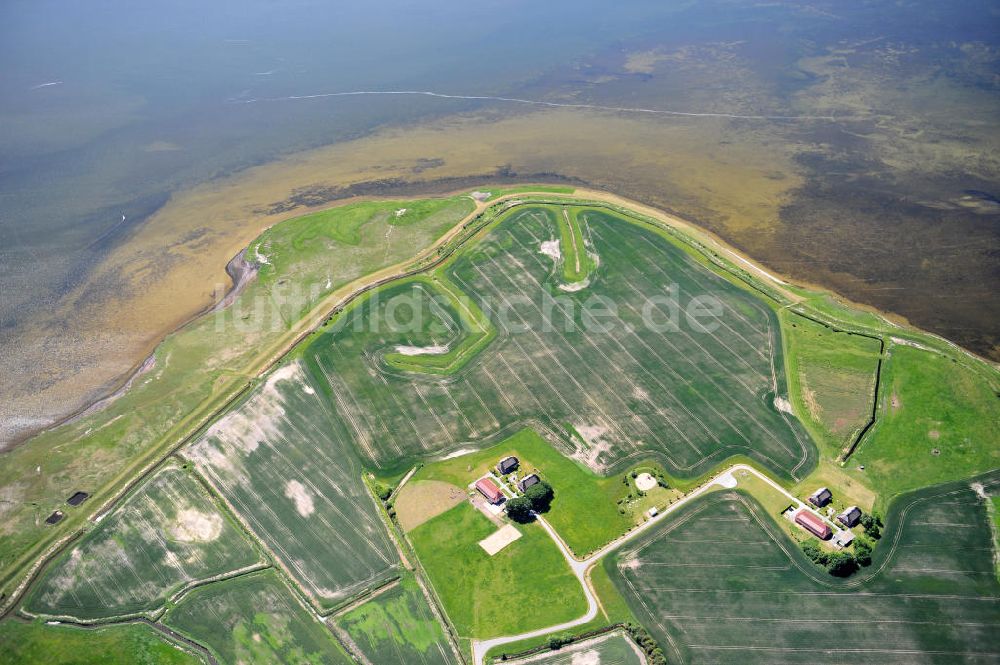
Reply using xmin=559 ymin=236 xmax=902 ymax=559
xmin=506 ymin=496 xmax=534 ymax=523
xmin=524 ymin=480 xmax=555 ymax=512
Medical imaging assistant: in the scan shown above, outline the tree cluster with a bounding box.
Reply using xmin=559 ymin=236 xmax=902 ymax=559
xmin=624 ymin=623 xmax=668 ymax=665
xmin=506 ymin=480 xmax=555 ymax=523
xmin=860 ymin=512 xmax=883 ymax=539
xmin=799 ymin=536 xmax=875 ymax=578
xmin=547 ymin=633 xmax=573 ymax=650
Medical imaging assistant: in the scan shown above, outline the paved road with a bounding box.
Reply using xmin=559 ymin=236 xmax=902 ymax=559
xmin=470 ymin=463 xmax=843 ymax=664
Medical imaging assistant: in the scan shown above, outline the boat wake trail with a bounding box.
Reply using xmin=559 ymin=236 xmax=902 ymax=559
xmin=232 ymin=89 xmax=849 ymax=122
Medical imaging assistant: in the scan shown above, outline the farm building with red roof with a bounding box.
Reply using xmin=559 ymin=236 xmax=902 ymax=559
xmin=475 ymin=477 xmax=504 ymax=505
xmin=794 ymin=509 xmax=831 ymax=539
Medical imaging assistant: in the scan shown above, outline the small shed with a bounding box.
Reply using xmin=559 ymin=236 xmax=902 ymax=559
xmin=518 ymin=473 xmax=540 ymax=492
xmin=808 ymin=487 xmax=832 ymax=507
xmin=794 ymin=509 xmax=831 ymax=539
xmin=497 ymin=456 xmax=519 ymax=475
xmin=475 ymin=477 xmax=504 ymax=505
xmin=834 ymin=530 xmax=855 ymax=548
xmin=837 ymin=505 xmax=862 ymax=528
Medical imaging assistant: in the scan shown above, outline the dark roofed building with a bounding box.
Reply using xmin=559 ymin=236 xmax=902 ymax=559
xmin=837 ymin=505 xmax=862 ymax=528
xmin=67 ymin=491 xmax=90 ymax=506
xmin=497 ymin=456 xmax=519 ymax=475
xmin=794 ymin=509 xmax=831 ymax=539
xmin=518 ymin=473 xmax=540 ymax=492
xmin=45 ymin=510 xmax=64 ymax=525
xmin=808 ymin=487 xmax=832 ymax=507
xmin=475 ymin=477 xmax=504 ymax=505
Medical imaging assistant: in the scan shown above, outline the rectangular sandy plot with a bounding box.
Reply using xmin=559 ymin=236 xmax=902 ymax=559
xmin=479 ymin=524 xmax=522 ymax=555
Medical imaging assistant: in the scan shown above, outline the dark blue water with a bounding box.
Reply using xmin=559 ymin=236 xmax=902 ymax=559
xmin=1 ymin=0 xmax=998 ymax=444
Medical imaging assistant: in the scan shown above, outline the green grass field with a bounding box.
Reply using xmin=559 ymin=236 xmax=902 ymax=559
xmin=554 ymin=207 xmax=594 ymax=283
xmin=0 ymin=620 xmax=203 ymax=665
xmin=163 ymin=569 xmax=352 ymax=664
xmin=24 ymin=463 xmax=262 ymax=621
xmin=408 ymin=501 xmax=586 ymax=639
xmin=249 ymin=197 xmax=475 ymax=325
xmin=780 ymin=310 xmax=882 ymax=457
xmin=336 ymin=574 xmax=455 ymax=664
xmin=411 ymin=428 xmax=670 ymax=556
xmin=607 ymin=473 xmax=1000 ymax=664
xmin=854 ymin=344 xmax=1000 ymax=503
xmin=307 ymin=204 xmax=815 ymax=482
xmin=185 ymin=361 xmax=399 ymax=611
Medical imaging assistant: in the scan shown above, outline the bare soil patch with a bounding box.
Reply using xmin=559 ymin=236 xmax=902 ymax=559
xmin=394 ymin=480 xmax=466 ymax=532
xmin=635 ymin=473 xmax=658 ymax=492
xmin=284 ymin=479 xmax=315 ymax=517
xmin=169 ymin=508 xmax=223 ymax=543
xmin=479 ymin=524 xmax=522 ymax=556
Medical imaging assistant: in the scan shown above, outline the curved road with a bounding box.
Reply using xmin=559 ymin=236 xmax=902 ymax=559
xmin=471 ymin=463 xmax=845 ymax=664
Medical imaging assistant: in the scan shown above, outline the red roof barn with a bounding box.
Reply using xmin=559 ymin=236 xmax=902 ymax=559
xmin=475 ymin=478 xmax=504 ymax=505
xmin=794 ymin=509 xmax=832 ymax=539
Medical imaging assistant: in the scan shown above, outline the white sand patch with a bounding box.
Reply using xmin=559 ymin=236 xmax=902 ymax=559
xmin=252 ymin=633 xmax=262 ymax=643
xmin=470 ymin=191 xmax=491 ymax=201
xmin=621 ymin=554 xmax=642 ymax=571
xmin=558 ymin=279 xmax=590 ymax=292
xmin=571 ymin=650 xmax=601 ymax=665
xmin=253 ymin=245 xmax=270 ymax=266
xmin=539 ymin=239 xmax=562 ymax=261
xmin=970 ymin=482 xmax=987 ymax=499
xmin=479 ymin=524 xmax=522 ymax=555
xmin=635 ymin=472 xmax=657 ymax=491
xmin=170 ymin=508 xmax=223 ymax=542
xmin=303 ymin=385 xmax=315 ymax=395
xmin=265 ymin=363 xmax=304 ymax=390
xmin=186 ymin=442 xmax=237 ymax=475
xmin=716 ymin=470 xmax=738 ymax=489
xmin=773 ymin=396 xmax=794 ymax=414
xmin=197 ymin=362 xmax=307 ymax=457
xmin=632 ymin=386 xmax=649 ymax=401
xmin=441 ymin=447 xmax=476 ymax=460
xmin=891 ymin=336 xmax=934 ymax=352
xmin=394 ymin=208 xmax=407 ymax=217
xmin=284 ymin=480 xmax=315 ymax=517
xmin=394 ymin=344 xmax=449 ymax=356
